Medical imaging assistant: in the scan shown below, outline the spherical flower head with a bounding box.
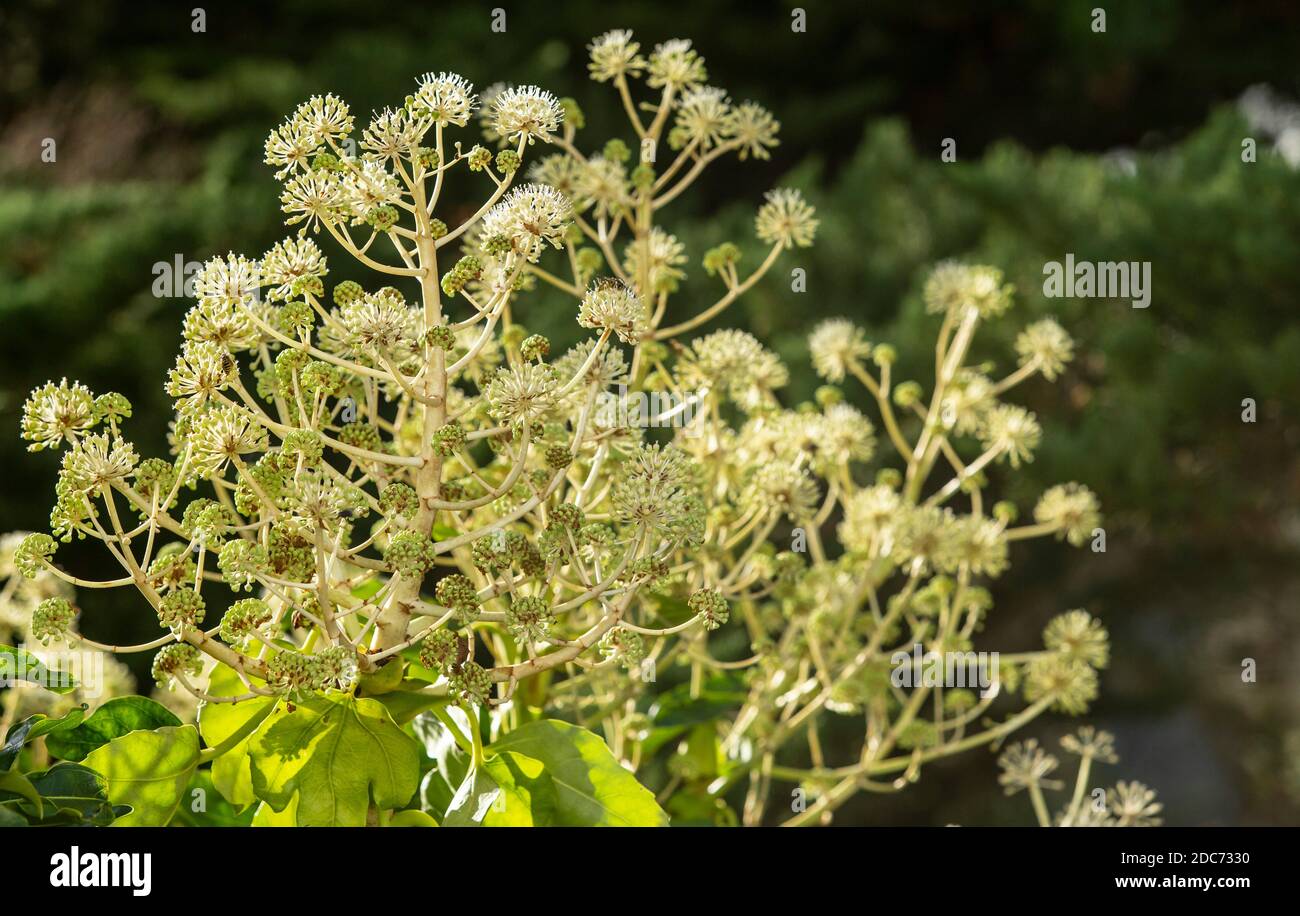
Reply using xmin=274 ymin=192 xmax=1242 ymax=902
xmin=646 ymin=39 xmax=707 ymax=91
xmin=292 ymin=93 xmax=354 ymax=148
xmin=167 ymin=342 xmax=237 ymax=411
xmin=219 ymin=597 xmax=272 ymax=646
xmin=588 ymin=29 xmax=646 ymax=82
xmin=190 ymin=405 xmax=269 ymax=478
xmin=341 ymin=287 xmax=416 ymax=352
xmin=1024 ymin=656 xmax=1097 ymax=715
xmin=688 ymin=588 xmax=729 ymax=631
xmin=1033 ymin=482 xmax=1101 ymax=547
xmin=1015 ymin=318 xmax=1074 ymax=381
xmin=923 ymin=262 xmax=1014 ymax=319
xmin=1044 ymin=609 xmax=1109 ymax=669
xmin=838 ymin=484 xmax=901 ymax=555
xmin=1107 ymin=781 xmax=1163 ymax=826
xmin=280 ymin=169 xmax=347 ymax=231
xmin=489 ymin=85 xmax=564 ymax=145
xmin=671 ymin=86 xmax=732 ymax=151
xmin=612 ymin=443 xmax=701 ymax=539
xmin=158 ymin=587 xmax=206 ymax=631
xmin=59 ymin=433 xmax=139 ymax=496
xmin=31 ymin=597 xmax=76 ymax=645
xmin=808 ymin=319 xmax=871 ymax=382
xmin=484 ymin=363 xmax=559 ymax=424
xmin=755 ymin=188 xmax=818 ymax=249
xmin=1060 ymin=725 xmax=1118 ymax=764
xmin=936 ymin=514 xmax=1009 ymax=578
xmin=528 ymin=152 xmax=583 ymax=197
xmin=264 ymin=119 xmax=318 ymax=179
xmin=183 ymin=298 xmax=261 ymax=353
xmin=996 ymin=738 xmax=1061 ymax=795
xmin=891 ymin=505 xmax=959 ymax=571
xmin=817 ymin=403 xmax=876 ymax=469
xmin=411 ymin=72 xmax=477 ymax=127
xmin=574 ymin=156 xmax=632 ymax=220
xmin=362 ymin=106 xmax=426 ymax=160
xmin=745 ymin=463 xmax=819 ymax=522
xmin=726 ymin=101 xmax=780 ymax=160
xmin=22 ymin=378 xmax=98 ymax=452
xmin=681 ymin=329 xmax=789 ymax=412
xmin=505 ymin=596 xmax=554 ymax=644
xmin=339 ymin=158 xmax=404 ymax=223
xmin=981 ymin=404 xmax=1041 ymax=468
xmin=418 ymin=628 xmax=460 ymax=674
xmin=196 ymin=253 xmax=262 ymax=309
xmin=622 ymin=228 xmax=687 ymax=294
xmin=152 ymin=643 xmax=202 ymax=690
xmin=261 ymin=237 xmax=328 ymax=302
xmin=578 ymin=279 xmax=648 ymax=344
xmin=479 ymin=184 xmax=573 ymax=263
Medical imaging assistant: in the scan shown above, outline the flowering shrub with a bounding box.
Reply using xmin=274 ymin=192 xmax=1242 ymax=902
xmin=2 ymin=30 xmax=1137 ymax=827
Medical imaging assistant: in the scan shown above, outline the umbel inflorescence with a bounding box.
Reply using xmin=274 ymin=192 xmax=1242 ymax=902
xmin=14 ymin=30 xmax=1128 ymax=826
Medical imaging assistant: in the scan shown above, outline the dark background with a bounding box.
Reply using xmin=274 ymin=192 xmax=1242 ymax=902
xmin=2 ymin=0 xmax=1298 ymax=825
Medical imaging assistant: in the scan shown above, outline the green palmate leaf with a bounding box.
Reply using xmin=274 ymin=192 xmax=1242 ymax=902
xmin=46 ymin=697 xmax=180 ymax=762
xmin=84 ymin=725 xmax=201 ymax=826
xmin=197 ymin=663 xmax=280 ymax=809
xmin=486 ymin=720 xmax=668 ymax=826
xmin=0 ymin=706 xmax=86 ymax=771
xmin=247 ymin=693 xmax=420 ymax=827
xmin=0 ymin=645 xmax=77 ymax=694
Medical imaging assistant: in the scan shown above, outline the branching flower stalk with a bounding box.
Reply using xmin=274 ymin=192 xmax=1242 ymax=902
xmin=13 ymin=30 xmax=1116 ymax=827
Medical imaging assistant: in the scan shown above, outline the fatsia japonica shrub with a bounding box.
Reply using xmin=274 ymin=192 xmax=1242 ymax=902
xmin=4 ymin=30 xmax=1135 ymax=828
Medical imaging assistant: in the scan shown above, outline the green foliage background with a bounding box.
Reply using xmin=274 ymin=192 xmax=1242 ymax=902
xmin=2 ymin=0 xmax=1298 ymax=824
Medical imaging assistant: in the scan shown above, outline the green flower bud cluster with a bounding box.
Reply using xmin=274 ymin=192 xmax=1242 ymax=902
xmin=14 ymin=532 xmax=57 ymax=578
xmin=220 ymin=597 xmax=273 ymax=645
xmin=218 ymin=540 xmax=271 ymax=591
xmin=425 ymin=325 xmax=456 ymax=349
xmin=31 ymin=597 xmax=76 ymax=644
xmin=152 ymin=643 xmax=202 ymax=690
xmin=520 ymin=334 xmax=550 ymax=361
xmin=435 ymin=573 xmax=480 ymax=623
xmin=384 ymin=530 xmax=438 ymax=579
xmin=688 ymin=588 xmax=729 ymax=630
xmin=418 ymin=628 xmax=462 ymax=674
xmin=333 ymin=280 xmax=365 ymax=306
xmin=440 ymin=255 xmax=483 ymax=298
xmin=598 ymin=627 xmax=646 ymax=670
xmin=158 ymin=588 xmax=206 ymax=630
xmin=496 ymin=149 xmax=521 ymax=173
xmin=505 ymin=596 xmax=554 ymax=643
xmin=431 ymin=421 xmax=466 ymax=457
xmin=379 ymin=482 xmax=419 ymax=518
